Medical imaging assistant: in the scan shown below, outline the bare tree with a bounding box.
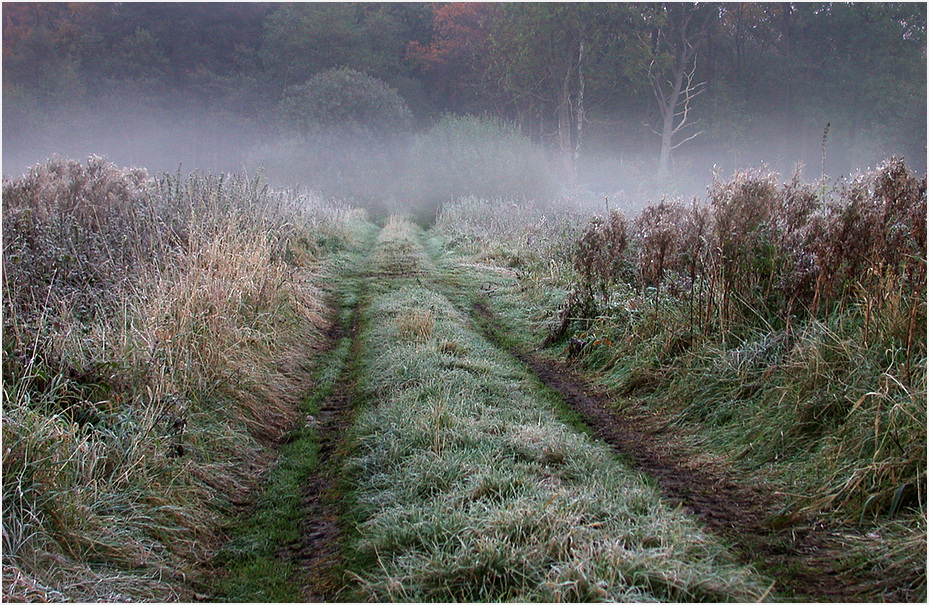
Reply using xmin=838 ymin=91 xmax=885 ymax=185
xmin=645 ymin=3 xmax=715 ymax=176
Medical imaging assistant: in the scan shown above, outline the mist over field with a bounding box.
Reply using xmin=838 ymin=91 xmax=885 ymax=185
xmin=2 ymin=105 xmax=252 ymax=177
xmin=2 ymin=2 xmax=925 ymax=213
xmin=5 ymin=101 xmax=913 ymax=206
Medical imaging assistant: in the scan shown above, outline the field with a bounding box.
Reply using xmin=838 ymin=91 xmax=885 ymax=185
xmin=2 ymin=157 xmax=926 ymax=602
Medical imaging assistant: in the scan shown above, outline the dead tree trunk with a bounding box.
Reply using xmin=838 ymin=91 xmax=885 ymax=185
xmin=646 ymin=4 xmax=712 ymax=177
xmin=575 ymin=38 xmax=586 ymax=186
xmin=556 ymin=67 xmax=576 ymax=187
xmin=652 ymin=54 xmax=705 ymax=176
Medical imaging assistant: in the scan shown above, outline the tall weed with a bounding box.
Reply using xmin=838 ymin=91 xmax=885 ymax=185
xmin=2 ymin=156 xmax=365 ymax=600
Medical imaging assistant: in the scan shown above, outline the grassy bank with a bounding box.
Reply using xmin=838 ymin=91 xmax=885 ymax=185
xmin=341 ymin=217 xmax=771 ymax=601
xmin=1 ymin=157 xmax=367 ymax=601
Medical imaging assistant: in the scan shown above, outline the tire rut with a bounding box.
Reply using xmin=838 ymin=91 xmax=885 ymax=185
xmin=472 ymin=301 xmax=892 ymax=602
xmin=279 ymin=313 xmax=359 ymax=602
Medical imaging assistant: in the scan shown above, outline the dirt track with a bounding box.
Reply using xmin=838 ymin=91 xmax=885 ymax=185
xmin=472 ymin=301 xmax=905 ymax=602
xmin=281 ymin=285 xmax=907 ymax=602
xmin=281 ymin=318 xmax=357 ymax=602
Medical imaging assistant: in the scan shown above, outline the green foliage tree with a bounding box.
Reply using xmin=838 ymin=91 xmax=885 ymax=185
xmin=484 ymin=3 xmax=645 ymax=186
xmin=258 ymin=3 xmax=408 ymax=95
xmin=787 ymin=3 xmax=927 ymax=172
xmin=278 ymin=67 xmax=412 ymax=137
xmin=1 ymin=2 xmax=924 ymax=186
xmin=699 ymin=2 xmax=927 ymax=176
xmin=406 ymin=3 xmax=498 ymax=117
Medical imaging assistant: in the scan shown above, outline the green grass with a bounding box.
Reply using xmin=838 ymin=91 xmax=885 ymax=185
xmin=8 ymin=155 xmax=921 ymax=600
xmin=340 ymin=217 xmax=771 ymax=602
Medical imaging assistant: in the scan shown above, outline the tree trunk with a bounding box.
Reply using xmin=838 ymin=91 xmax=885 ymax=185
xmin=648 ymin=3 xmax=710 ymax=178
xmin=557 ymin=65 xmax=576 ymax=187
xmin=575 ymin=38 xmax=586 ymax=185
xmin=658 ymin=59 xmax=685 ymax=176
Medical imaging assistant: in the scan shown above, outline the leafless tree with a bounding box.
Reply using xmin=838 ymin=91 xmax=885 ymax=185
xmin=645 ymin=3 xmax=715 ymax=176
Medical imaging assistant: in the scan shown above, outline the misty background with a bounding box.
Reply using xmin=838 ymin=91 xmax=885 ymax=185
xmin=2 ymin=2 xmax=926 ymax=215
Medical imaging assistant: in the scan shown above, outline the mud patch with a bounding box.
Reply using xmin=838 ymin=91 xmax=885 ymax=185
xmin=280 ymin=391 xmax=353 ymax=601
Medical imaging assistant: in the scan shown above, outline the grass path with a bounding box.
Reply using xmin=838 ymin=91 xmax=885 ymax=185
xmin=216 ymin=215 xmax=854 ymax=601
xmin=337 ymin=217 xmax=772 ymax=601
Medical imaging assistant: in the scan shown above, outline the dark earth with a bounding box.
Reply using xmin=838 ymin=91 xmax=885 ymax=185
xmin=280 ymin=320 xmax=356 ymax=602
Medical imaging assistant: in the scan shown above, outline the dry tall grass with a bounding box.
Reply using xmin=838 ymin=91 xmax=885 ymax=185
xmin=562 ymin=161 xmax=926 ymax=518
xmin=2 ymin=156 xmax=366 ymax=601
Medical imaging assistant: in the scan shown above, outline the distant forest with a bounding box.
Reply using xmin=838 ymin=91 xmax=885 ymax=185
xmin=2 ymin=2 xmax=926 ymax=200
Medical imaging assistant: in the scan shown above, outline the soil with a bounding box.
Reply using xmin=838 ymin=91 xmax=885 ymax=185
xmin=472 ymin=301 xmax=907 ymax=602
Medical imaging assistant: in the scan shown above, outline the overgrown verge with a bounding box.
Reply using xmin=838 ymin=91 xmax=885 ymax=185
xmin=341 ymin=217 xmax=771 ymax=602
xmin=1 ymin=156 xmax=367 ymax=601
xmin=432 ymin=159 xmax=927 ymax=600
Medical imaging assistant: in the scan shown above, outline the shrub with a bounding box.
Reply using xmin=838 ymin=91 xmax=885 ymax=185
xmin=554 ymin=159 xmax=927 ymax=522
xmin=2 ymin=156 xmax=156 ymax=329
xmin=632 ymin=199 xmax=688 ymax=291
xmin=278 ymin=67 xmax=412 ymax=137
xmin=813 ymin=157 xmax=927 ymax=307
xmin=253 ymin=68 xmax=413 ymax=205
xmin=545 ymin=210 xmax=629 ymax=345
xmin=707 ymin=167 xmax=782 ymax=328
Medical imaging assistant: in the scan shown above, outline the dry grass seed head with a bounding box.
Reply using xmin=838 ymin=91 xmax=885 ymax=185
xmin=397 ymin=309 xmax=436 ymax=341
xmin=573 ymin=209 xmax=628 ymax=302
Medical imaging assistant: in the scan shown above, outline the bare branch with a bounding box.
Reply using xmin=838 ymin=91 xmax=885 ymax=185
xmin=671 ymin=128 xmax=705 ymax=150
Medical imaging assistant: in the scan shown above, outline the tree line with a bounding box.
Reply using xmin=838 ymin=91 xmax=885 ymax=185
xmin=2 ymin=2 xmax=926 ymax=195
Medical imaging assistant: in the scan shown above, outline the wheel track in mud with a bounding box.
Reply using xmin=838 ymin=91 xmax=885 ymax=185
xmin=471 ymin=301 xmax=902 ymax=602
xmin=279 ymin=311 xmax=360 ymax=602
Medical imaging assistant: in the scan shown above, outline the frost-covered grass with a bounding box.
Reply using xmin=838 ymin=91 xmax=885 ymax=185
xmin=342 ymin=217 xmax=770 ymax=602
xmin=430 ymin=160 xmax=927 ymax=600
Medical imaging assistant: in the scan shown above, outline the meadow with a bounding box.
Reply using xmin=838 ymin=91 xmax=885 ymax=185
xmin=2 ymin=155 xmax=925 ymax=601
